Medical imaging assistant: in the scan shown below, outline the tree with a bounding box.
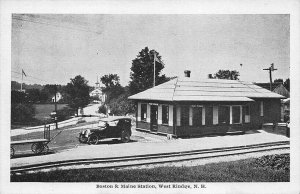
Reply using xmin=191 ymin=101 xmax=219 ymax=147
xmin=129 ymin=47 xmax=169 ymax=95
xmin=274 ymin=79 xmax=283 ymax=83
xmin=108 ymin=92 xmax=135 ymax=115
xmin=11 ymin=90 xmax=36 ymax=124
xmin=65 ymin=75 xmax=90 ymax=115
xmin=98 ymin=104 xmax=107 ymax=114
xmin=101 ymin=74 xmax=121 ymax=90
xmin=40 ymin=84 xmax=59 ymax=102
xmin=101 ymin=74 xmax=124 ymax=103
xmin=214 ymin=70 xmax=240 ymax=80
xmin=11 ymin=90 xmax=27 ymax=104
xmin=11 ymin=103 xmax=35 ymax=123
xmin=284 ymin=78 xmax=290 ymax=92
xmin=27 ymin=89 xmax=41 ymax=103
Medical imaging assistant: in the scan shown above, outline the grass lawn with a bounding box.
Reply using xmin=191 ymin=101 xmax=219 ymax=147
xmin=11 ymin=154 xmax=289 ymax=182
xmin=34 ymin=104 xmax=68 ymax=120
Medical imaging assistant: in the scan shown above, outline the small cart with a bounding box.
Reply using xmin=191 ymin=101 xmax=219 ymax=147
xmin=11 ymin=125 xmax=51 ymax=158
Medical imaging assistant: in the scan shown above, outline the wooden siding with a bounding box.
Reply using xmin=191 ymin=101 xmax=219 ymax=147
xmin=175 ymin=124 xmax=250 ymax=137
xmin=136 ymin=121 xmax=173 ymax=134
xmin=137 ymin=121 xmax=150 ymax=131
xmin=134 ymin=99 xmax=280 ymax=137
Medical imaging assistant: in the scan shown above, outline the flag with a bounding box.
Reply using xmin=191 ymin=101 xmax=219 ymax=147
xmin=22 ymin=69 xmax=27 ymax=77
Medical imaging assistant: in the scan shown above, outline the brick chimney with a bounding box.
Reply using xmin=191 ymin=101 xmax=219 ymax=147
xmin=184 ymin=70 xmax=191 ymax=77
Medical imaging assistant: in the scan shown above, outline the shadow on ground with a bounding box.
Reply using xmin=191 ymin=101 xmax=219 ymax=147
xmin=90 ymin=139 xmax=138 ymax=145
xmin=11 ymin=150 xmax=56 ymax=159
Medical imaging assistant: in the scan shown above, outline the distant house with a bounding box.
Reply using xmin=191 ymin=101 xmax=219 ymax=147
xmin=52 ymin=92 xmax=62 ymax=102
xmin=129 ymin=71 xmax=285 ymax=137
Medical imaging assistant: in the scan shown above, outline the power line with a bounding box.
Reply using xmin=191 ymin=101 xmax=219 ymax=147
xmin=11 ymin=77 xmax=38 ymax=84
xmin=11 ymin=70 xmax=50 ymax=83
xmin=12 ymin=16 xmax=101 ymax=35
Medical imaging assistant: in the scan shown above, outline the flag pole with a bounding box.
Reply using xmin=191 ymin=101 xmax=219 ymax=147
xmin=153 ymin=51 xmax=156 ymax=87
xmin=21 ymin=69 xmax=23 ymax=91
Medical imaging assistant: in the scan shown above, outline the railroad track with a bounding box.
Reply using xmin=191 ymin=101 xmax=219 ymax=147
xmin=11 ymin=141 xmax=289 ymax=173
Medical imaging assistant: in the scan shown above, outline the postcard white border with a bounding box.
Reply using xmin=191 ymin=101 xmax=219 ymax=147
xmin=1 ymin=0 xmax=299 ymax=194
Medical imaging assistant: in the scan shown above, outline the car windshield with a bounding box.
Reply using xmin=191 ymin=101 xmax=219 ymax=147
xmin=98 ymin=120 xmax=119 ymax=127
xmin=98 ymin=121 xmax=107 ymax=128
xmin=108 ymin=120 xmax=118 ymax=126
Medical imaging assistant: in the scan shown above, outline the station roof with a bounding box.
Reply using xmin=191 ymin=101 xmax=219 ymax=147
xmin=128 ymin=77 xmax=285 ymax=102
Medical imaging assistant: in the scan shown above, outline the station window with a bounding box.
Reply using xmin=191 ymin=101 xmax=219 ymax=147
xmin=205 ymin=106 xmax=213 ymax=126
xmin=243 ymin=105 xmax=250 ymax=123
xmin=232 ymin=106 xmax=241 ymax=124
xmin=219 ymin=106 xmax=230 ymax=125
xmin=162 ymin=105 xmax=169 ymax=125
xmin=141 ymin=104 xmax=147 ymax=122
xmin=181 ymin=106 xmax=190 ymax=126
xmin=192 ymin=107 xmax=202 ymax=127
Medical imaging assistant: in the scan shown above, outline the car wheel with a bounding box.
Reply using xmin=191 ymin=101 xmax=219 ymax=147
xmin=79 ymin=134 xmax=88 ymax=143
xmin=121 ymin=130 xmax=130 ymax=143
xmin=88 ymin=134 xmax=99 ymax=145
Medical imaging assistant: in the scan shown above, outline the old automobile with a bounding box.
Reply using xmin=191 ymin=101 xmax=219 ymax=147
xmin=79 ymin=116 xmax=132 ymax=144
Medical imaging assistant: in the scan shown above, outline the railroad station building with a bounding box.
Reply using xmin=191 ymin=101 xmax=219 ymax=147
xmin=128 ymin=71 xmax=285 ymax=137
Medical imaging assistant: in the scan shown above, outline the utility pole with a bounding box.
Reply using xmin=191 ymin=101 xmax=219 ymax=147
xmin=54 ymin=85 xmax=58 ymax=129
xmin=21 ymin=69 xmax=27 ymax=92
xmin=153 ymin=51 xmax=156 ymax=87
xmin=263 ymin=63 xmax=277 ymax=91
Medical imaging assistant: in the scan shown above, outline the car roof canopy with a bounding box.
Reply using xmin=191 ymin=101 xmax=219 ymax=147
xmin=99 ymin=116 xmax=131 ymax=122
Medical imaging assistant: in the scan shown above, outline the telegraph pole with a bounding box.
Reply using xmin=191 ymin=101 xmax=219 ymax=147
xmin=263 ymin=63 xmax=277 ymax=91
xmin=153 ymin=51 xmax=156 ymax=87
xmin=54 ymin=85 xmax=58 ymax=129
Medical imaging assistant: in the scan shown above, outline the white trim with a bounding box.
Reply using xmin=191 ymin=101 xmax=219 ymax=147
xmin=229 ymin=106 xmax=233 ymax=124
xmin=146 ymin=104 xmax=151 ymax=122
xmin=213 ymin=106 xmax=218 ymax=125
xmin=137 ymin=102 xmax=141 ymax=121
xmin=202 ymin=106 xmax=205 ymax=125
xmin=176 ymin=106 xmax=181 ymax=126
xmin=158 ymin=104 xmax=162 ymax=124
xmin=189 ymin=106 xmax=193 ymax=126
xmin=240 ymin=106 xmax=243 ymax=124
xmin=169 ymin=105 xmax=173 ymax=126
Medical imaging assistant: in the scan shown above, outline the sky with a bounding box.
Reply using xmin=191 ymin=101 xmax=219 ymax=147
xmin=11 ymin=14 xmax=290 ymax=87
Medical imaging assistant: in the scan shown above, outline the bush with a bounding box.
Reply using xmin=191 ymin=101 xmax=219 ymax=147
xmin=98 ymin=104 xmax=107 ymax=114
xmin=252 ymin=154 xmax=290 ymax=171
xmin=108 ymin=94 xmax=135 ymax=115
xmin=11 ymin=103 xmax=35 ymax=123
xmin=56 ymin=106 xmax=74 ymax=121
